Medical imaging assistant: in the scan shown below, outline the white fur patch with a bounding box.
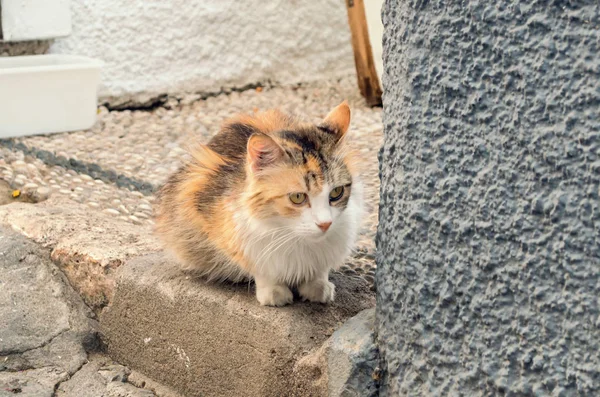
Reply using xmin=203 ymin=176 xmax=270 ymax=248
xmin=236 ymin=179 xmax=365 ymax=286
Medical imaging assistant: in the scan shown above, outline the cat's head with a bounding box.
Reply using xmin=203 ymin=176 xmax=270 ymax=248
xmin=242 ymin=102 xmax=363 ymax=239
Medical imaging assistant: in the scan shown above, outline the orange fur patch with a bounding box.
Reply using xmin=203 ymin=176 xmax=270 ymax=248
xmin=322 ymin=100 xmax=351 ymax=139
xmin=232 ymin=109 xmax=295 ymax=135
xmin=188 ymin=144 xmax=228 ymax=172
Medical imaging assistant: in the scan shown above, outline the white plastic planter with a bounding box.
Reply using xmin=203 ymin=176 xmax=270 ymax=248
xmin=0 ymin=54 xmax=103 ymax=138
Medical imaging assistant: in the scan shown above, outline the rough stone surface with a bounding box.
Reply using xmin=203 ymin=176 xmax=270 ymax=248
xmin=0 ymin=226 xmax=93 ymax=355
xmin=0 ymin=367 xmax=67 ymax=397
xmin=101 ymin=253 xmax=375 ymax=397
xmin=0 ymin=196 xmax=160 ymax=308
xmin=0 ymin=226 xmax=168 ymax=397
xmin=55 ymin=354 xmax=159 ymax=397
xmin=377 ymin=0 xmax=600 ymax=395
xmin=2 ymin=1 xmax=354 ymax=106
xmin=0 ymin=225 xmax=92 ymax=395
xmin=327 ymin=308 xmax=379 ymax=397
xmin=295 ymin=308 xmax=379 ymax=397
xmin=0 ymin=40 xmax=50 ymax=56
xmin=127 ymin=370 xmax=184 ymax=397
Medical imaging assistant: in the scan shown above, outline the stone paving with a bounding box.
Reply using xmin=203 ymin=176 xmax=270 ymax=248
xmin=0 ymin=225 xmax=163 ymax=397
xmin=0 ymin=77 xmax=382 ymax=283
xmin=0 ymin=78 xmax=382 ymax=396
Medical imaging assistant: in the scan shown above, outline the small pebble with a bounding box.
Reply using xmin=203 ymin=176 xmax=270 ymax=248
xmin=138 ymin=204 xmax=152 ymax=211
xmin=33 ymin=187 xmax=51 ymax=201
xmin=104 ymin=208 xmax=120 ymax=216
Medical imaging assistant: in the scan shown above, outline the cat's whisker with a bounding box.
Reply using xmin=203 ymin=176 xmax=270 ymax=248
xmin=254 ymin=232 xmax=297 ymax=265
xmin=252 ymin=231 xmax=292 ymax=260
xmin=243 ymin=226 xmax=294 ymax=248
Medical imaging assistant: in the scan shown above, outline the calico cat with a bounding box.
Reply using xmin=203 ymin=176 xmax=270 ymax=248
xmin=156 ymin=102 xmax=364 ymax=306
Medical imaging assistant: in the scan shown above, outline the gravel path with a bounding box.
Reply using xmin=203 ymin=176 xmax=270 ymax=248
xmin=0 ymin=77 xmax=382 ymax=282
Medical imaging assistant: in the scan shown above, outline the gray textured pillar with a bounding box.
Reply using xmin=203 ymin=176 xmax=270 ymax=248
xmin=377 ymin=1 xmax=599 ymax=395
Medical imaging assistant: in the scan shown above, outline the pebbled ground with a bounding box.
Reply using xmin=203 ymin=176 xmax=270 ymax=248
xmin=0 ymin=77 xmax=382 ymax=285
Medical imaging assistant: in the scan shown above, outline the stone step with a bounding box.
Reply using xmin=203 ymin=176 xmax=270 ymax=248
xmin=0 ymin=195 xmax=160 ymax=309
xmin=100 ymin=253 xmax=375 ymax=397
xmin=0 ymin=225 xmax=166 ymax=397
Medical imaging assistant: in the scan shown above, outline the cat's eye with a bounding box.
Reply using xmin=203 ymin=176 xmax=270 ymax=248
xmin=289 ymin=192 xmax=307 ymax=205
xmin=329 ymin=186 xmax=345 ymax=201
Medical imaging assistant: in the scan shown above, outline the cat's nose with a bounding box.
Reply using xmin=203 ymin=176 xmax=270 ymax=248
xmin=316 ymin=221 xmax=332 ymax=233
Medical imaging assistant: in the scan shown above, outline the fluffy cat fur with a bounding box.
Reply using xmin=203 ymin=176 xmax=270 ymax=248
xmin=155 ymin=102 xmax=364 ymax=306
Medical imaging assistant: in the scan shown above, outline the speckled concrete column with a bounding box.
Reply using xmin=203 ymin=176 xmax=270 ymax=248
xmin=377 ymin=1 xmax=599 ymax=395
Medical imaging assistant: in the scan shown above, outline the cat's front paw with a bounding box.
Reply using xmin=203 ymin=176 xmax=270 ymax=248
xmin=256 ymin=284 xmax=294 ymax=306
xmin=299 ymin=279 xmax=335 ymax=303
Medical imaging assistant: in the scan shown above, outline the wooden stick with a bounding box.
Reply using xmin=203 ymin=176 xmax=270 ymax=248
xmin=345 ymin=0 xmax=383 ymax=107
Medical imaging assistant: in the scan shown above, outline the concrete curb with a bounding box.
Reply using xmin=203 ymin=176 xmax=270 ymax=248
xmin=101 ymin=253 xmax=375 ymax=397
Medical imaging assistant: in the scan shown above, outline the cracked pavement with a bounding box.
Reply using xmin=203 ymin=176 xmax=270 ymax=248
xmin=0 ymin=226 xmax=176 ymax=397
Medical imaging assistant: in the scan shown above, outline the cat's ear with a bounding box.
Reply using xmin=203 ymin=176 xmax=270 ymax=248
xmin=247 ymin=133 xmax=284 ymax=172
xmin=319 ymin=100 xmax=351 ymax=142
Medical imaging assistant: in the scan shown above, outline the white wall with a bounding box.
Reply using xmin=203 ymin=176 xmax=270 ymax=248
xmin=46 ymin=0 xmax=355 ymax=105
xmin=0 ymin=0 xmax=71 ymax=41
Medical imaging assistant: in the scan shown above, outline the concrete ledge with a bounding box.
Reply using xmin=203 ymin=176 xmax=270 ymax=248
xmin=100 ymin=253 xmax=375 ymax=397
xmin=0 ymin=225 xmax=95 ymax=395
